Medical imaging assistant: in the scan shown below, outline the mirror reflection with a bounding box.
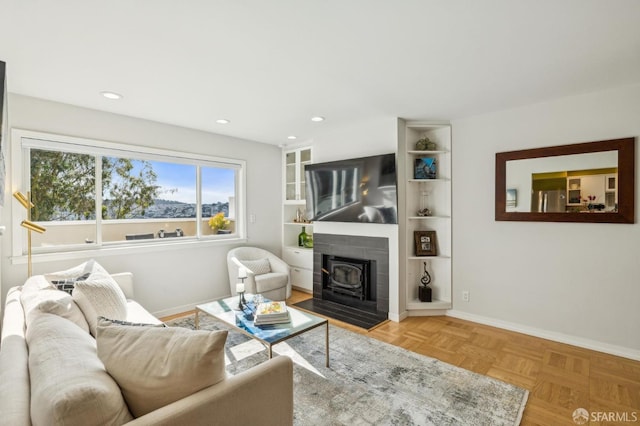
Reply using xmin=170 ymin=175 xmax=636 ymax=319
xmin=495 ymin=137 xmax=634 ymax=224
xmin=505 ymin=151 xmax=618 ymax=213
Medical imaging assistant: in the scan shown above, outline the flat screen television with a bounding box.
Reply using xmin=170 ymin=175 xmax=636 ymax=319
xmin=304 ymin=153 xmax=398 ymax=224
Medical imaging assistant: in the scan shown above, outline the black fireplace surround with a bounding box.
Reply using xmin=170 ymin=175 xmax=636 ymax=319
xmin=297 ymin=233 xmax=389 ymax=329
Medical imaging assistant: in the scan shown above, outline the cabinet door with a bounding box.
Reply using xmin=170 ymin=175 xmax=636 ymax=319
xmin=283 ymin=247 xmax=313 ymax=268
xmin=285 ymin=151 xmax=297 ymax=201
xmin=290 ymin=266 xmax=313 ymax=291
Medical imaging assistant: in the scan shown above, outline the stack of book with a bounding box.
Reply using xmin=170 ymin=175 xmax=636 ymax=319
xmin=254 ymin=301 xmax=290 ymax=325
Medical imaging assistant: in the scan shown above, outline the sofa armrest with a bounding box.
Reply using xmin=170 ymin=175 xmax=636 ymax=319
xmin=125 ymin=356 xmax=293 ymax=426
xmin=111 ymin=272 xmax=134 ymax=299
xmin=0 ymin=287 xmax=31 ymax=426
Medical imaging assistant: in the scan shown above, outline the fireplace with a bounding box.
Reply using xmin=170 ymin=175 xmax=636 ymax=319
xmin=297 ymin=233 xmax=388 ymax=329
xmin=322 ymin=255 xmax=377 ymax=314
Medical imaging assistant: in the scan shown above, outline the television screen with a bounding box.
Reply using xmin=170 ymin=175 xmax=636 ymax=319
xmin=304 ymin=153 xmax=397 ymax=224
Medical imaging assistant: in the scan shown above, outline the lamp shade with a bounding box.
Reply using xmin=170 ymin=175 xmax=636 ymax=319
xmin=20 ymin=220 xmax=46 ymax=234
xmin=13 ymin=191 xmax=33 ymax=209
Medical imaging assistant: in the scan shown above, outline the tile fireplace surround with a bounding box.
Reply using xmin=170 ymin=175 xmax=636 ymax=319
xmin=309 ymin=233 xmax=389 ymax=328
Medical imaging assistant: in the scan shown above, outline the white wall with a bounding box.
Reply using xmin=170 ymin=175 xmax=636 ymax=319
xmin=1 ymin=94 xmax=282 ymax=317
xmin=450 ymin=83 xmax=640 ymax=357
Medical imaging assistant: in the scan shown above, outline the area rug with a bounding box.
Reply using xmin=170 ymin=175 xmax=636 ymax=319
xmin=167 ymin=315 xmax=528 ymax=425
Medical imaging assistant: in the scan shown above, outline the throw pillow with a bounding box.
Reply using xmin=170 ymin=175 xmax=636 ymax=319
xmin=97 ymin=316 xmax=167 ymax=328
xmin=96 ymin=320 xmax=228 ymax=417
xmin=21 ymin=285 xmax=90 ymax=333
xmin=240 ymin=258 xmax=272 ymax=275
xmin=26 ymin=313 xmax=133 ymax=426
xmin=45 ymin=259 xmax=106 ymax=294
xmin=73 ymin=274 xmax=128 ymax=337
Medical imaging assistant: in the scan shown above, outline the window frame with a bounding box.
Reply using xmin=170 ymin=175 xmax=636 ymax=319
xmin=11 ymin=129 xmax=247 ymax=263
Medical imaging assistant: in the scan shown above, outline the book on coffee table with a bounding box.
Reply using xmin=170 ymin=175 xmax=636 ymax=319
xmin=254 ymin=301 xmax=290 ymax=325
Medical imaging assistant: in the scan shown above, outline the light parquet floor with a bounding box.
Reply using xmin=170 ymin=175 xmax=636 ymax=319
xmin=163 ymin=290 xmax=640 ymax=425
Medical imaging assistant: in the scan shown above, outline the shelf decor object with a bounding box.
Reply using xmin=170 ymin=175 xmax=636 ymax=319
xmin=13 ymin=191 xmax=47 ymax=277
xmin=297 ymin=226 xmax=310 ymax=247
xmin=418 ymin=261 xmax=432 ymax=302
xmin=414 ymin=157 xmax=437 ymax=179
xmin=414 ymin=230 xmax=437 ymax=256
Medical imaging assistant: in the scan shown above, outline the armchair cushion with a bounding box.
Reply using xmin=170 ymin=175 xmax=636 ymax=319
xmin=256 ymin=273 xmax=289 ymax=295
xmin=96 ymin=320 xmax=228 ymax=418
xmin=239 ymin=258 xmax=272 ymax=275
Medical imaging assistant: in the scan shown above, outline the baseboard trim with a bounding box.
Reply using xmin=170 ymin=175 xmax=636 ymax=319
xmin=447 ymin=309 xmax=640 ymax=361
xmin=153 ymin=298 xmax=218 ymax=319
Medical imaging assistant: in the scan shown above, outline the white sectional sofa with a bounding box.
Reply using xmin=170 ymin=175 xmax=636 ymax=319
xmin=0 ymin=267 xmax=293 ymax=426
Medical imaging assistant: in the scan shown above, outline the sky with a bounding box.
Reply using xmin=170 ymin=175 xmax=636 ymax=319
xmin=130 ymin=159 xmax=235 ymax=204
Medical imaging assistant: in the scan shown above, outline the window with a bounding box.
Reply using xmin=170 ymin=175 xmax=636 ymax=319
xmin=12 ymin=130 xmax=245 ymax=257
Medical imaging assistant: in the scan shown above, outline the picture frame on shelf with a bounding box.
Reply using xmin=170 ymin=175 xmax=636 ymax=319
xmin=414 ymin=230 xmax=437 ymax=256
xmin=414 ymin=157 xmax=437 ymax=179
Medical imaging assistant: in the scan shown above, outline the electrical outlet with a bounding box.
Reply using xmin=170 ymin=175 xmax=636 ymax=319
xmin=462 ymin=291 xmax=470 ymax=302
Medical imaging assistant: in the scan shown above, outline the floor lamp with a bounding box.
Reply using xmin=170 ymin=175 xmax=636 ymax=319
xmin=14 ymin=191 xmax=46 ymax=277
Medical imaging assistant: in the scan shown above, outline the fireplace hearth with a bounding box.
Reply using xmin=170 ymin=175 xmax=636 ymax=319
xmin=293 ymin=233 xmax=389 ymax=329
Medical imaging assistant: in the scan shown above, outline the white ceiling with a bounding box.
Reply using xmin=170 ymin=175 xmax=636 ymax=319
xmin=1 ymin=0 xmax=639 ymax=146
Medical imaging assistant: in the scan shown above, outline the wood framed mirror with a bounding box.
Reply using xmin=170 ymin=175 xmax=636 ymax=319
xmin=495 ymin=137 xmax=635 ymax=223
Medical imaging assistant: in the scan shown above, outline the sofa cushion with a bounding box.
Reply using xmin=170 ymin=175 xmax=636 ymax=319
xmin=96 ymin=319 xmax=228 ymax=418
xmin=125 ymin=299 xmax=165 ymax=326
xmin=26 ymin=313 xmax=133 ymax=426
xmin=240 ymin=258 xmax=272 ymax=275
xmin=20 ymin=279 xmax=90 ymax=333
xmin=29 ymin=291 xmax=90 ymax=333
xmin=73 ymin=274 xmax=128 ymax=337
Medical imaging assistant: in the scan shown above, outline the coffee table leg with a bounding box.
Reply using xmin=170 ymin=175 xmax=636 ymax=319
xmin=325 ymin=322 xmax=330 ymax=368
xmin=268 ymin=344 xmax=273 ymax=359
xmin=195 ymin=310 xmax=200 ymax=330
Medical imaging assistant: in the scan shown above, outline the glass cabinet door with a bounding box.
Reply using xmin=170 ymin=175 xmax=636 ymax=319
xmin=284 ymin=147 xmax=312 ymax=202
xmin=285 ymin=151 xmax=297 ymax=201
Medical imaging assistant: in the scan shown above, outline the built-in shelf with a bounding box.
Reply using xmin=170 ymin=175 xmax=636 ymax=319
xmin=407 ymin=215 xmax=450 ymax=220
xmin=408 ymin=178 xmax=450 ymax=183
xmin=408 ymin=255 xmax=451 ymax=260
xmin=284 ymin=245 xmax=313 ymax=251
xmin=407 ymin=150 xmax=449 ymax=155
xmin=399 ymin=120 xmax=452 ymax=315
xmin=406 ymin=298 xmax=452 ymax=311
xmin=282 ymin=146 xmax=314 ymax=293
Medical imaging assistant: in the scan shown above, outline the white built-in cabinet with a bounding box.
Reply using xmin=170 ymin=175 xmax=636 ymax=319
xmin=282 ymin=146 xmax=313 ymax=293
xmin=398 ymin=120 xmax=452 ymax=315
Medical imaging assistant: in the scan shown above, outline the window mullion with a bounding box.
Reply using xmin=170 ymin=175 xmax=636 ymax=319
xmin=95 ymin=155 xmax=103 ymax=245
xmin=196 ymin=165 xmax=202 ymax=237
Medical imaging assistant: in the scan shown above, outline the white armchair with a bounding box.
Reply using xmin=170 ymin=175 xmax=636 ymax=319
xmin=227 ymin=247 xmax=291 ymax=301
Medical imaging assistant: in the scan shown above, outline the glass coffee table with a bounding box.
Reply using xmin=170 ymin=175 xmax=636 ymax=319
xmin=195 ymin=295 xmax=329 ymax=367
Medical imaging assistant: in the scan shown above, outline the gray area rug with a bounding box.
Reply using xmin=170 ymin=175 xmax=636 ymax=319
xmin=167 ymin=315 xmax=528 ymax=425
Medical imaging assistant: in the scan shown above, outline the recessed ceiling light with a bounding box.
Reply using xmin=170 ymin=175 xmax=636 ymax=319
xmin=287 ymin=135 xmax=297 ymax=140
xmin=216 ymin=119 xmax=230 ymax=124
xmin=311 ymin=116 xmax=325 ymax=122
xmin=101 ymin=91 xmax=122 ymax=100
